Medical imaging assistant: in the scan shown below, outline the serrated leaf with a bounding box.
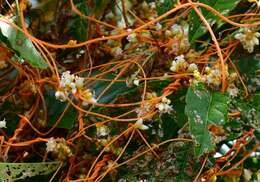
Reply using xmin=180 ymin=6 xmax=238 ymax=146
xmin=185 ymin=83 xmax=228 ymax=156
xmin=0 ymin=161 xmax=60 ymax=181
xmin=189 ymin=0 xmax=240 ymax=44
xmin=0 ymin=19 xmax=48 ymax=68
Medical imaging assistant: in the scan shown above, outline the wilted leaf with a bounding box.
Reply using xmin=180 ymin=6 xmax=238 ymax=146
xmin=0 ymin=162 xmax=60 ymax=181
xmin=0 ymin=19 xmax=48 ymax=68
xmin=185 ymin=83 xmax=228 ymax=156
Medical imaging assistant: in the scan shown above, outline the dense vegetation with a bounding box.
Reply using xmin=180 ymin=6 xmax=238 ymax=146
xmin=0 ymin=0 xmax=259 ymax=181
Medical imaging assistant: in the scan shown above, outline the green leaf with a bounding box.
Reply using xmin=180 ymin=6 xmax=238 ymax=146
xmin=0 ymin=161 xmax=61 ymax=181
xmin=0 ymin=19 xmax=48 ymax=68
xmin=185 ymin=83 xmax=228 ymax=156
xmin=160 ymin=114 xmax=179 ymax=140
xmin=45 ymin=87 xmax=76 ymax=129
xmin=93 ymin=0 xmax=113 ymax=19
xmin=90 ymin=73 xmax=133 ymax=104
xmin=68 ymin=1 xmax=90 ymax=41
xmin=189 ymin=0 xmax=240 ymax=44
xmin=156 ymin=0 xmax=177 ymax=16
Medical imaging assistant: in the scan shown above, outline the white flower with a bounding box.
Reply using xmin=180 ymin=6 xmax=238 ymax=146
xmin=55 ymin=90 xmax=67 ymax=102
xmin=155 ymin=23 xmax=162 ymax=30
xmin=171 ymin=24 xmax=182 ymax=35
xmin=133 ymin=79 xmax=140 ymax=86
xmin=57 ymin=71 xmax=85 ymax=101
xmin=161 ymin=96 xmax=171 ymax=104
xmin=170 ymin=55 xmax=188 ymax=72
xmin=156 ymin=96 xmax=173 ymax=114
xmin=135 ymin=118 xmax=149 ymax=130
xmin=201 ymin=65 xmax=223 ymax=87
xmin=96 ymin=125 xmax=110 ymax=137
xmin=126 ymin=72 xmax=140 ymax=87
xmin=127 ymin=33 xmax=137 ymax=43
xmin=149 ymin=2 xmax=156 ymax=9
xmin=46 ymin=137 xmax=57 ymax=153
xmin=227 ymin=84 xmax=239 ymax=97
xmin=81 ymin=89 xmax=97 ymax=105
xmin=111 ymin=47 xmax=123 ymax=56
xmin=75 ymin=76 xmax=84 ymax=88
xmin=234 ymin=28 xmax=260 ymax=53
xmin=187 ymin=63 xmax=198 ymax=72
xmin=0 ymin=118 xmax=6 ymax=128
xmin=136 ymin=102 xmax=152 ymax=118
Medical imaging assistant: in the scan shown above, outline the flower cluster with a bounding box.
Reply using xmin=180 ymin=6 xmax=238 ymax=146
xmin=127 ymin=32 xmax=138 ymax=43
xmin=170 ymin=55 xmax=188 ymax=72
xmin=55 ymin=71 xmax=96 ymax=104
xmin=135 ymin=92 xmax=157 ymax=119
xmin=165 ymin=23 xmax=190 ymax=54
xmin=156 ymin=96 xmax=173 ymax=114
xmin=234 ymin=28 xmax=260 ymax=53
xmin=46 ymin=138 xmax=72 ymax=159
xmin=203 ymin=66 xmax=222 ymax=87
xmin=227 ymin=72 xmax=239 ymax=97
xmin=55 ymin=71 xmax=84 ymax=102
xmin=96 ymin=124 xmax=110 ymax=137
xmin=170 ymin=55 xmax=199 ymax=74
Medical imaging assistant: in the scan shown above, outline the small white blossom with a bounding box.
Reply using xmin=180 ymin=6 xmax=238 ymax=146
xmin=46 ymin=137 xmax=57 ymax=153
xmin=117 ymin=19 xmax=126 ymax=29
xmin=156 ymin=96 xmax=173 ymax=114
xmin=46 ymin=138 xmax=72 ymax=157
xmin=127 ymin=33 xmax=137 ymax=43
xmin=81 ymin=89 xmax=97 ymax=105
xmin=171 ymin=24 xmax=182 ymax=35
xmin=133 ymin=79 xmax=140 ymax=86
xmin=227 ymin=84 xmax=239 ymax=97
xmin=126 ymin=72 xmax=140 ymax=87
xmin=187 ymin=63 xmax=198 ymax=73
xmin=149 ymin=2 xmax=156 ymax=9
xmin=155 ymin=23 xmax=162 ymax=30
xmin=201 ymin=65 xmax=224 ymax=87
xmin=170 ymin=55 xmax=188 ymax=72
xmin=0 ymin=118 xmax=6 ymax=128
xmin=56 ymin=71 xmax=86 ymax=102
xmin=111 ymin=47 xmax=123 ymax=56
xmin=234 ymin=28 xmax=260 ymax=53
xmin=55 ymin=90 xmax=67 ymax=102
xmin=75 ymin=76 xmax=84 ymax=89
xmin=135 ymin=118 xmax=149 ymax=130
xmin=136 ymin=102 xmax=152 ymax=118
xmin=96 ymin=125 xmax=110 ymax=137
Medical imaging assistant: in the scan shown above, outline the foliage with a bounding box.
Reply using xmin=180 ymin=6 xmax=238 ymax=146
xmin=185 ymin=83 xmax=228 ymax=157
xmin=0 ymin=0 xmax=259 ymax=181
